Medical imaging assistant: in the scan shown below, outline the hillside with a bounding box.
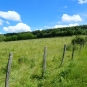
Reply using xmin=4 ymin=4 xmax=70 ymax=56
xmin=0 ymin=36 xmax=87 ymax=87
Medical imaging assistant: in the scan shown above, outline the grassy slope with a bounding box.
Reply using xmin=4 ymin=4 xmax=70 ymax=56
xmin=0 ymin=36 xmax=87 ymax=87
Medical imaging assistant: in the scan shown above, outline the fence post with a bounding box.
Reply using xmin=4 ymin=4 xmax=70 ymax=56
xmin=72 ymin=43 xmax=75 ymax=60
xmin=5 ymin=52 xmax=13 ymax=87
xmin=42 ymin=46 xmax=47 ymax=78
xmin=59 ymin=44 xmax=66 ymax=68
xmin=80 ymin=44 xmax=82 ymax=50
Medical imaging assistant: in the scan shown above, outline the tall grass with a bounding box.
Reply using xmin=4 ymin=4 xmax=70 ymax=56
xmin=0 ymin=36 xmax=87 ymax=87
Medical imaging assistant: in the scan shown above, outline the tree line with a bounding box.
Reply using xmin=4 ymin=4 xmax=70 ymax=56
xmin=0 ymin=25 xmax=87 ymax=42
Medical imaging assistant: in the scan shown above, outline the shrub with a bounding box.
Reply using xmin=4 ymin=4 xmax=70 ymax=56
xmin=0 ymin=34 xmax=6 ymax=42
xmin=18 ymin=56 xmax=29 ymax=64
xmin=72 ymin=36 xmax=86 ymax=45
xmin=66 ymin=44 xmax=72 ymax=51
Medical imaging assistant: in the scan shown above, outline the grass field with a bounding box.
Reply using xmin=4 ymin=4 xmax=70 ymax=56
xmin=0 ymin=36 xmax=87 ymax=87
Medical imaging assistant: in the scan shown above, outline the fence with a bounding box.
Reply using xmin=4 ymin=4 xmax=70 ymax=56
xmin=4 ymin=43 xmax=84 ymax=87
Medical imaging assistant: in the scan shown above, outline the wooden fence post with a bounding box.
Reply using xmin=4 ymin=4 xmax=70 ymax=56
xmin=5 ymin=52 xmax=13 ymax=87
xmin=80 ymin=44 xmax=82 ymax=50
xmin=72 ymin=43 xmax=75 ymax=60
xmin=42 ymin=46 xmax=47 ymax=78
xmin=59 ymin=44 xmax=66 ymax=68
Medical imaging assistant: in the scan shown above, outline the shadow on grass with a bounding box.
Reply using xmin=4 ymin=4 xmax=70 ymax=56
xmin=30 ymin=74 xmax=42 ymax=80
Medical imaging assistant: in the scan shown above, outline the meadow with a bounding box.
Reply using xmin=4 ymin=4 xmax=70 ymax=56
xmin=0 ymin=36 xmax=87 ymax=87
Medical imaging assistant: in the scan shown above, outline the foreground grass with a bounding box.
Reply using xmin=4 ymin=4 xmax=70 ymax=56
xmin=0 ymin=36 xmax=87 ymax=87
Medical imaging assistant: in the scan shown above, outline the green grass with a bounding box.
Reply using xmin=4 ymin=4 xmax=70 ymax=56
xmin=0 ymin=36 xmax=87 ymax=87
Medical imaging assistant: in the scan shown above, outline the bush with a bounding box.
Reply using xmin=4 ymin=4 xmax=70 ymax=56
xmin=0 ymin=34 xmax=6 ymax=42
xmin=18 ymin=56 xmax=29 ymax=64
xmin=72 ymin=36 xmax=86 ymax=45
xmin=66 ymin=44 xmax=72 ymax=51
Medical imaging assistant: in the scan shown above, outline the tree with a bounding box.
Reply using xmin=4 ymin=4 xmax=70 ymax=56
xmin=72 ymin=36 xmax=86 ymax=45
xmin=0 ymin=34 xmax=6 ymax=42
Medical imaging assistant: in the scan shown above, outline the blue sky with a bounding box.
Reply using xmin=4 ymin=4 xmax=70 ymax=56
xmin=0 ymin=0 xmax=87 ymax=34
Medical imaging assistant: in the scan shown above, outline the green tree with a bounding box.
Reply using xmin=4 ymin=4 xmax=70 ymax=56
xmin=0 ymin=34 xmax=6 ymax=42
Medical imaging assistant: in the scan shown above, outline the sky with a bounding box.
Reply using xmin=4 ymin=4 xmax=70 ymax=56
xmin=0 ymin=0 xmax=87 ymax=34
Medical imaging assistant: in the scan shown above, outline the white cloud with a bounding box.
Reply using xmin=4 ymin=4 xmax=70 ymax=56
xmin=54 ymin=25 xmax=67 ymax=28
xmin=35 ymin=28 xmax=43 ymax=31
xmin=63 ymin=6 xmax=67 ymax=8
xmin=6 ymin=21 xmax=10 ymax=24
xmin=44 ymin=26 xmax=54 ymax=29
xmin=62 ymin=14 xmax=82 ymax=22
xmin=40 ymin=29 xmax=43 ymax=31
xmin=44 ymin=26 xmax=49 ymax=28
xmin=0 ymin=19 xmax=4 ymax=25
xmin=54 ymin=23 xmax=79 ymax=28
xmin=44 ymin=26 xmax=47 ymax=28
xmin=3 ymin=23 xmax=31 ymax=33
xmin=78 ymin=0 xmax=87 ymax=4
xmin=0 ymin=11 xmax=21 ymax=21
xmin=68 ymin=23 xmax=79 ymax=26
